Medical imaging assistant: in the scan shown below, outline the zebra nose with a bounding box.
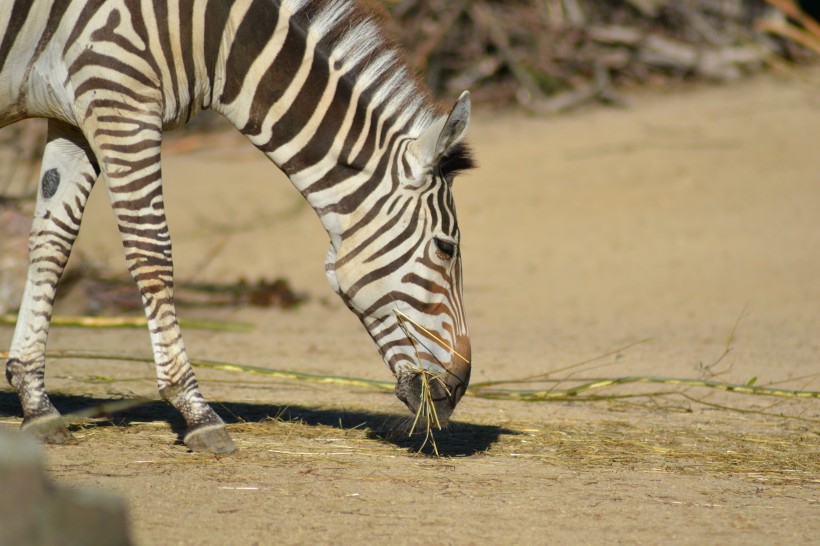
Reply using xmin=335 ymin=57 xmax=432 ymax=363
xmin=427 ymin=360 xmax=469 ymax=426
xmin=446 ymin=336 xmax=471 ymax=405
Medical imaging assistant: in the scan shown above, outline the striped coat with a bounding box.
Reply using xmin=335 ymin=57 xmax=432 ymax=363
xmin=1 ymin=0 xmax=474 ymax=453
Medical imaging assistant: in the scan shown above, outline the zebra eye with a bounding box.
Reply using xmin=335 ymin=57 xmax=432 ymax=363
xmin=434 ymin=238 xmax=456 ymax=260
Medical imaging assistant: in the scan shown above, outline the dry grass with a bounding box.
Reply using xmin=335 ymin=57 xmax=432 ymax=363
xmin=3 ymin=341 xmax=817 ymax=435
xmin=493 ymin=417 xmax=819 ymax=483
xmin=21 ymin=406 xmax=815 ymax=485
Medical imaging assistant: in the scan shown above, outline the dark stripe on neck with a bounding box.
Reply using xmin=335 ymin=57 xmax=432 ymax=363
xmin=30 ymin=2 xmax=71 ymax=66
xmin=63 ymin=0 xmax=106 ymax=56
xmin=179 ymin=0 xmax=197 ymax=121
xmin=220 ymin=0 xmax=279 ymax=107
xmin=0 ymin=1 xmax=34 ymax=73
xmin=203 ymin=0 xmax=233 ymax=106
xmin=241 ymin=20 xmax=305 ymax=135
xmin=151 ymin=0 xmax=181 ymax=116
xmin=257 ymin=35 xmax=330 ymax=153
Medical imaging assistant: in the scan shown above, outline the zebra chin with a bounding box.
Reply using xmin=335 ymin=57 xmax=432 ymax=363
xmin=393 ymin=341 xmax=471 ymax=427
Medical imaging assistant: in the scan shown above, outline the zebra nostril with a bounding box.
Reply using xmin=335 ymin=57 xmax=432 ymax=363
xmin=450 ymin=382 xmax=466 ymax=405
xmin=394 ymin=373 xmax=422 ymax=413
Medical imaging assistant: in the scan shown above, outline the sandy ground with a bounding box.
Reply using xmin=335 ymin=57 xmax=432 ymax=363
xmin=2 ymin=72 xmax=819 ymax=545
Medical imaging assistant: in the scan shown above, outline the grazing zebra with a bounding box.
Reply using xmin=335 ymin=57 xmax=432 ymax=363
xmin=0 ymin=0 xmax=474 ymax=453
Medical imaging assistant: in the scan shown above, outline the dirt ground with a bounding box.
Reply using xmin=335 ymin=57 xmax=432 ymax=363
xmin=2 ymin=71 xmax=819 ymax=545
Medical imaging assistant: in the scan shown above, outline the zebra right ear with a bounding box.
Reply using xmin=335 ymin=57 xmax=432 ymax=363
xmin=410 ymin=91 xmax=471 ymax=170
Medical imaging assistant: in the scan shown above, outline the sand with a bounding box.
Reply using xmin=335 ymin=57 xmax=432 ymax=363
xmin=1 ymin=71 xmax=819 ymax=545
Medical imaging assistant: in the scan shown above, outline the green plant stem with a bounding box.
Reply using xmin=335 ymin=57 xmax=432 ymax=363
xmin=40 ymin=350 xmax=394 ymax=392
xmin=0 ymin=314 xmax=253 ymax=332
xmin=15 ymin=351 xmax=820 ymax=403
xmin=471 ymin=376 xmax=819 ymax=400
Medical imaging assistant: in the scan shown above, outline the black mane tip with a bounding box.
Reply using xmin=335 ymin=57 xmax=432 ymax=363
xmin=439 ymin=142 xmax=476 ymax=181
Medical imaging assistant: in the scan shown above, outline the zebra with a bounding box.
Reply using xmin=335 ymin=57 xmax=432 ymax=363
xmin=0 ymin=0 xmax=474 ymax=454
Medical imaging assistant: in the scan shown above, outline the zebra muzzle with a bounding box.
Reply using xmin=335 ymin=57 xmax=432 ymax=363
xmin=394 ymin=350 xmax=470 ymax=426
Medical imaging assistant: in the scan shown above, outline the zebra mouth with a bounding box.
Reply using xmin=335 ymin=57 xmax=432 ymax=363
xmin=394 ymin=368 xmax=467 ymax=426
xmin=395 ymin=372 xmax=450 ymax=424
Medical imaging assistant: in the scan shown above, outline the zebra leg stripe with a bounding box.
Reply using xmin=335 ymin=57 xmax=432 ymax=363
xmin=83 ymin=111 xmax=235 ymax=454
xmin=6 ymin=120 xmax=96 ymax=444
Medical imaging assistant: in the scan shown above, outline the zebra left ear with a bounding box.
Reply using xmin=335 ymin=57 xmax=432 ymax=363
xmin=435 ymin=91 xmax=471 ymax=161
xmin=410 ymin=91 xmax=471 ymax=170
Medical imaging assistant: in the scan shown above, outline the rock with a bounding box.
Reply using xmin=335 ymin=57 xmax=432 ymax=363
xmin=0 ymin=429 xmax=133 ymax=546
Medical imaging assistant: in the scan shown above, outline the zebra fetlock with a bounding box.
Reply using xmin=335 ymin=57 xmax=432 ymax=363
xmin=6 ymin=357 xmax=74 ymax=444
xmin=158 ymin=382 xmax=235 ymax=454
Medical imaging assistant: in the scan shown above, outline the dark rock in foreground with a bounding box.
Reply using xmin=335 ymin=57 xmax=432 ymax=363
xmin=0 ymin=429 xmax=132 ymax=546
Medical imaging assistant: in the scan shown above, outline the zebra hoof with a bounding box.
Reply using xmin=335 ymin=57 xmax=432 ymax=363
xmin=22 ymin=415 xmax=75 ymax=445
xmin=184 ymin=424 xmax=236 ymax=454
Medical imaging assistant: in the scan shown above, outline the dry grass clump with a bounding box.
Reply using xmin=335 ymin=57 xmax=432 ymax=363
xmin=495 ymin=416 xmax=819 ymax=483
xmin=405 ymin=368 xmax=445 ymax=456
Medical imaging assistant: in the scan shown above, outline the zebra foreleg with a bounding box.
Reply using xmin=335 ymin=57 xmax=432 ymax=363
xmin=6 ymin=121 xmax=97 ymax=443
xmin=91 ymin=122 xmax=236 ymax=454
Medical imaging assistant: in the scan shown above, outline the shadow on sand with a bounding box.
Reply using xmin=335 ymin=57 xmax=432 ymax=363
xmin=0 ymin=390 xmax=514 ymax=457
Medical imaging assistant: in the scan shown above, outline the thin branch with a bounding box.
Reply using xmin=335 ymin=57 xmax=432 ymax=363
xmin=471 ymin=376 xmax=820 ymax=400
xmin=0 ymin=314 xmax=253 ymax=333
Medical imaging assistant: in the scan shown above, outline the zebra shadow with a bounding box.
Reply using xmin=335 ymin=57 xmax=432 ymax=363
xmin=0 ymin=391 xmax=514 ymax=457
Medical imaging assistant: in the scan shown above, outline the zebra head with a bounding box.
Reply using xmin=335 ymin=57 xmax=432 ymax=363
xmin=324 ymin=92 xmax=474 ymax=425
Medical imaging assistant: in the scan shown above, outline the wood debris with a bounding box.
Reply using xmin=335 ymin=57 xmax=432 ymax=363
xmin=382 ymin=0 xmax=818 ymax=112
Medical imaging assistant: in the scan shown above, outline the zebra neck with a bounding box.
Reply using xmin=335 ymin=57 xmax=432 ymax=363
xmin=206 ymin=0 xmax=439 ymax=240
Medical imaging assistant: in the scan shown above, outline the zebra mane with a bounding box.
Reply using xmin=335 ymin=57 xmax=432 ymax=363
xmin=289 ymin=0 xmax=442 ymax=136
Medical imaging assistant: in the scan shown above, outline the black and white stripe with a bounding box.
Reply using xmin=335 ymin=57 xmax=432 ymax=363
xmin=1 ymin=0 xmax=474 ymax=453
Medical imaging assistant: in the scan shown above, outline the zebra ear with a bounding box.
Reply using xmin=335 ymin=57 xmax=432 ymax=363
xmin=435 ymin=90 xmax=471 ymax=161
xmin=411 ymin=91 xmax=471 ymax=170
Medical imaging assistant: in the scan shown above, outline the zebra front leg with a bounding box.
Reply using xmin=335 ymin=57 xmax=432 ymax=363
xmin=91 ymin=120 xmax=236 ymax=454
xmin=6 ymin=121 xmax=97 ymax=443
xmin=117 ymin=209 xmax=236 ymax=454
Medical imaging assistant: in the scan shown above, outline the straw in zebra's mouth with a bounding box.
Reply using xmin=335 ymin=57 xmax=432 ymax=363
xmin=393 ymin=309 xmax=457 ymax=456
xmin=408 ymin=368 xmax=447 ymax=456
